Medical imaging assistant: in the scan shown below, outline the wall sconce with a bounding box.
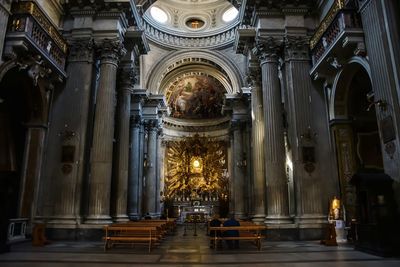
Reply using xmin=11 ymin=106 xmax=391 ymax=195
xmin=366 ymin=91 xmax=387 ymax=112
xmin=367 ymin=99 xmax=387 ymax=112
xmin=300 ymin=126 xmax=317 ymax=143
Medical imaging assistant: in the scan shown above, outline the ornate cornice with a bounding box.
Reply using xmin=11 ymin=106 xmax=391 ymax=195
xmin=63 ymin=0 xmax=141 ymax=28
xmin=143 ymin=19 xmax=238 ymax=49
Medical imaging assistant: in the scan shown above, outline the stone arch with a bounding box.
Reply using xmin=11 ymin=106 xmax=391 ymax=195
xmin=145 ymin=49 xmax=245 ymax=94
xmin=329 ymin=57 xmax=371 ymax=121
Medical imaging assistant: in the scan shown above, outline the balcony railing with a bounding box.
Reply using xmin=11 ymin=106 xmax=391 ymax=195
xmin=311 ymin=9 xmax=362 ymax=67
xmin=6 ymin=1 xmax=67 ymax=77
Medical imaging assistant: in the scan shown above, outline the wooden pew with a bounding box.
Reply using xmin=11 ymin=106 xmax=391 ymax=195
xmin=208 ymin=225 xmax=267 ymax=251
xmin=103 ymin=225 xmax=159 ymax=253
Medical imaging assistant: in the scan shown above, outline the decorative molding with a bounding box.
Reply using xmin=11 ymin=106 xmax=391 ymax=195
xmin=310 ymin=0 xmax=345 ymax=49
xmin=143 ymin=19 xmax=238 ymax=49
xmin=16 ymin=54 xmax=54 ymax=86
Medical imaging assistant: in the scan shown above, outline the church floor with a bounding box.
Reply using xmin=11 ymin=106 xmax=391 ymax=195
xmin=0 ymin=225 xmax=399 ymax=267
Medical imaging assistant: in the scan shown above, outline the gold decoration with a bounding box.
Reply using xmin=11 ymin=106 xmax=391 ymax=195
xmin=12 ymin=1 xmax=68 ymax=53
xmin=164 ymin=135 xmax=228 ymax=201
xmin=310 ymin=0 xmax=345 ymax=49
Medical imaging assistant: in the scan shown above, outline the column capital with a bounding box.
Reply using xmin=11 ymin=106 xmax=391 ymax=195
xmin=247 ymin=67 xmax=261 ymax=88
xmin=118 ymin=67 xmax=135 ymax=93
xmin=284 ymin=35 xmax=310 ymax=61
xmin=252 ymin=37 xmax=283 ymax=65
xmin=68 ymin=37 xmax=94 ymax=63
xmin=95 ymin=38 xmax=126 ymax=65
xmin=130 ymin=115 xmax=142 ymax=129
xmin=144 ymin=119 xmax=158 ymax=131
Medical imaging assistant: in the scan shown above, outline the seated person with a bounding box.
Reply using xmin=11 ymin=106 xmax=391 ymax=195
xmin=223 ymin=213 xmax=240 ymax=249
xmin=209 ymin=214 xmax=222 ymax=248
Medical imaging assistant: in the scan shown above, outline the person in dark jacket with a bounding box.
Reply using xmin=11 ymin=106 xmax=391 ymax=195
xmin=209 ymin=214 xmax=222 ymax=248
xmin=223 ymin=213 xmax=240 ymax=249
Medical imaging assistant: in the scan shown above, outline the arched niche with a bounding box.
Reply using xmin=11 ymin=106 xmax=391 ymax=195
xmin=145 ymin=49 xmax=245 ymax=95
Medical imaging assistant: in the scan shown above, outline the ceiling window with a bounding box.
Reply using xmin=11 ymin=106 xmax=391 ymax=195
xmin=150 ymin=6 xmax=168 ymax=23
xmin=222 ymin=6 xmax=238 ymax=22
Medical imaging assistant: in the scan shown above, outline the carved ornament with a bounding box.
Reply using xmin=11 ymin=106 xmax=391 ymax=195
xmin=252 ymin=37 xmax=283 ymax=64
xmin=68 ymin=38 xmax=94 ymax=62
xmin=310 ymin=0 xmax=345 ymax=49
xmin=95 ymin=38 xmax=126 ymax=63
xmin=284 ymin=35 xmax=310 ymax=60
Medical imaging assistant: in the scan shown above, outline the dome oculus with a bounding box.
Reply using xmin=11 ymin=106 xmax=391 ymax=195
xmin=150 ymin=6 xmax=168 ymax=23
xmin=222 ymin=6 xmax=238 ymax=22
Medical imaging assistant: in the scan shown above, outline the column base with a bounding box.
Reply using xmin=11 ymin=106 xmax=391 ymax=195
xmin=112 ymin=215 xmax=129 ymax=222
xmin=265 ymin=215 xmax=293 ymax=224
xmin=84 ymin=215 xmax=113 ymax=224
xmin=234 ymin=212 xmax=246 ymax=220
xmin=47 ymin=215 xmax=81 ymax=225
xmin=295 ymin=214 xmax=327 ymax=226
xmin=252 ymin=214 xmax=266 ymax=225
xmin=128 ymin=213 xmax=141 ymax=221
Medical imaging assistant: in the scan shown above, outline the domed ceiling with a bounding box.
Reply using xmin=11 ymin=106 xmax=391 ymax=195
xmin=143 ymin=0 xmax=239 ymax=37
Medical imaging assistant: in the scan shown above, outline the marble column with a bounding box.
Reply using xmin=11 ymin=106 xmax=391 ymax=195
xmin=128 ymin=115 xmax=142 ymax=220
xmin=284 ymin=36 xmax=325 ymax=224
xmin=248 ymin=65 xmax=266 ymax=224
xmin=232 ymin=120 xmax=246 ymax=218
xmin=86 ymin=39 xmax=125 ymax=224
xmin=112 ymin=66 xmax=134 ymax=222
xmin=18 ymin=125 xmax=47 ymax=220
xmin=254 ymin=37 xmax=291 ymax=224
xmin=143 ymin=119 xmax=158 ymax=217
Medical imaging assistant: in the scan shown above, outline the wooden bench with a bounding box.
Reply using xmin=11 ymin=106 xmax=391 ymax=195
xmin=209 ymin=225 xmax=267 ymax=251
xmin=114 ymin=221 xmax=168 ymax=237
xmin=103 ymin=225 xmax=160 ymax=252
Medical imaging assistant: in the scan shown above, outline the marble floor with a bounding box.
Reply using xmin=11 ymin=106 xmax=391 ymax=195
xmin=0 ymin=225 xmax=399 ymax=267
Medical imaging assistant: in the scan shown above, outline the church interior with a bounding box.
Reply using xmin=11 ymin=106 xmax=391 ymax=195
xmin=1 ymin=0 xmax=400 ymax=265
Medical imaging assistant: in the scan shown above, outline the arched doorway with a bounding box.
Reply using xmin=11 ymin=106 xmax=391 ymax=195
xmin=0 ymin=64 xmax=48 ymax=247
xmin=331 ymin=61 xmax=383 ymax=224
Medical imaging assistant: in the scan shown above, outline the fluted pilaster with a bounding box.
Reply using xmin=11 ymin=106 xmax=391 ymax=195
xmin=254 ymin=37 xmax=291 ymax=224
xmin=143 ymin=119 xmax=158 ymax=217
xmin=86 ymin=38 xmax=126 ymax=224
xmin=248 ymin=66 xmax=266 ymax=224
xmin=50 ymin=38 xmax=94 ymax=224
xmin=284 ymin=35 xmax=325 ymax=224
xmin=128 ymin=115 xmax=142 ymax=219
xmin=112 ymin=66 xmax=134 ymax=222
xmin=232 ymin=120 xmax=246 ymax=218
